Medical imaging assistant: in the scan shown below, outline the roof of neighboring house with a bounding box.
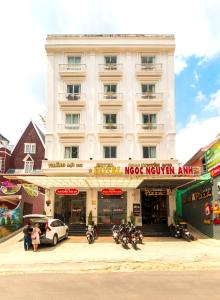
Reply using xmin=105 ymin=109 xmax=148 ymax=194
xmin=185 ymin=135 xmax=220 ymax=166
xmin=0 ymin=133 xmax=9 ymax=143
xmin=34 ymin=124 xmax=45 ymax=144
xmin=12 ymin=120 xmax=45 ymax=154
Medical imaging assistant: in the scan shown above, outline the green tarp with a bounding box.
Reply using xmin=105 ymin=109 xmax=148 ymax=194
xmin=176 ymin=173 xmax=211 ymax=217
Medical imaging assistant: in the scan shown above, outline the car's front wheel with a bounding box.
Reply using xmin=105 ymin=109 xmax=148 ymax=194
xmin=65 ymin=230 xmax=69 ymax=239
xmin=52 ymin=234 xmax=58 ymax=246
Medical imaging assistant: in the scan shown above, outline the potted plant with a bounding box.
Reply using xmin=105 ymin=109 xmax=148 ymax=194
xmin=88 ymin=211 xmax=93 ymax=225
xmin=130 ymin=212 xmax=135 ymax=225
xmin=46 ymin=200 xmax=51 ymax=207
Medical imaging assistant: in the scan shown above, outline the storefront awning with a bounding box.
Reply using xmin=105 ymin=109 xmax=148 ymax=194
xmin=7 ymin=176 xmax=144 ymax=189
xmin=4 ymin=175 xmax=198 ymax=190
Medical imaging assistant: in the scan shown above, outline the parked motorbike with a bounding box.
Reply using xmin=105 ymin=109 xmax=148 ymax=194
xmin=135 ymin=229 xmax=144 ymax=244
xmin=118 ymin=224 xmax=129 ymax=247
xmin=179 ymin=225 xmax=195 ymax=242
xmin=126 ymin=223 xmax=138 ymax=249
xmin=169 ymin=224 xmax=181 ymax=239
xmin=86 ymin=225 xmax=95 ymax=244
xmin=112 ymin=225 xmax=120 ymax=244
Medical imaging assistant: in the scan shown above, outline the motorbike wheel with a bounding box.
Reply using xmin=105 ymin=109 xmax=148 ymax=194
xmin=184 ymin=235 xmax=191 ymax=242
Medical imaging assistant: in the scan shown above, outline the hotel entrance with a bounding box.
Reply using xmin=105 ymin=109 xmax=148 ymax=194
xmin=98 ymin=191 xmax=127 ymax=224
xmin=54 ymin=192 xmax=86 ymax=224
xmin=141 ymin=190 xmax=168 ymax=225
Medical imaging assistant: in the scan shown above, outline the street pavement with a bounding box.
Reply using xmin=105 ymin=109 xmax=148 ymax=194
xmin=1 ymin=271 xmax=220 ymax=300
xmin=1 ymin=232 xmax=220 ymax=274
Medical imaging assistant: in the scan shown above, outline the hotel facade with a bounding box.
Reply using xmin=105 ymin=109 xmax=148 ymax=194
xmin=25 ymin=34 xmax=198 ymax=233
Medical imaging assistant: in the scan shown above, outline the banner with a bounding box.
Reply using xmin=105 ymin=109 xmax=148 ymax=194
xmin=206 ymin=140 xmax=220 ymax=171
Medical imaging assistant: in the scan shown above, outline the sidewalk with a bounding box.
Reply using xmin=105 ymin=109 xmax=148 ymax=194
xmin=1 ymin=233 xmax=220 ymax=274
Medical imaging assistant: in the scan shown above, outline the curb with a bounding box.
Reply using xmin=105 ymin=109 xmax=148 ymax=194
xmin=0 ymin=227 xmax=23 ymax=244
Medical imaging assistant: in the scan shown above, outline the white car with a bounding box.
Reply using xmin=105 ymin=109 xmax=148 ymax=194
xmin=23 ymin=214 xmax=69 ymax=246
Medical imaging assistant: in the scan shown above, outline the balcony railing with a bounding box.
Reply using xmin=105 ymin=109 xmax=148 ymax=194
xmin=99 ymin=63 xmax=122 ymax=71
xmin=135 ymin=63 xmax=162 ymax=72
xmin=99 ymin=92 xmax=123 ymax=100
xmin=59 ymin=64 xmax=86 ymax=72
xmin=58 ymin=93 xmax=85 ymax=101
xmin=137 ymin=123 xmax=164 ymax=131
xmin=136 ymin=92 xmax=163 ymax=100
xmin=99 ymin=124 xmax=123 ymax=131
xmin=57 ymin=124 xmax=85 ymax=132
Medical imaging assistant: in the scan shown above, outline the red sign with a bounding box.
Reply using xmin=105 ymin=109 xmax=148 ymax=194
xmin=210 ymin=165 xmax=220 ymax=177
xmin=101 ymin=188 xmax=123 ymax=196
xmin=55 ymin=188 xmax=79 ymax=195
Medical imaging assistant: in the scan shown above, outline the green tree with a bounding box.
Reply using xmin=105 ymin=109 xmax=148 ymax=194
xmin=88 ymin=211 xmax=93 ymax=225
xmin=1 ymin=218 xmax=6 ymax=226
xmin=130 ymin=212 xmax=135 ymax=225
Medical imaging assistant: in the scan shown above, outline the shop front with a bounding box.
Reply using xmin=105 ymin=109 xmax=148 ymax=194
xmin=8 ymin=160 xmax=199 ymax=235
xmin=97 ymin=189 xmax=127 ymax=224
xmin=54 ymin=189 xmax=86 ymax=224
xmin=141 ymin=189 xmax=168 ymax=225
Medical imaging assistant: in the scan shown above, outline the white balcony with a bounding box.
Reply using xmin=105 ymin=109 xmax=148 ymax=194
xmin=57 ymin=124 xmax=85 ymax=143
xmin=137 ymin=123 xmax=164 ymax=142
xmin=58 ymin=93 xmax=86 ymax=111
xmin=99 ymin=64 xmax=123 ymax=80
xmin=98 ymin=124 xmax=124 ymax=141
xmin=59 ymin=64 xmax=86 ymax=78
xmin=136 ymin=63 xmax=162 ymax=80
xmin=136 ymin=93 xmax=163 ymax=110
xmin=98 ymin=92 xmax=123 ymax=110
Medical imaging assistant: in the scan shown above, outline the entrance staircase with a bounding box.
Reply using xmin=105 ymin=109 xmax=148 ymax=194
xmin=68 ymin=224 xmax=87 ymax=236
xmin=139 ymin=224 xmax=170 ymax=237
xmin=68 ymin=224 xmax=170 ymax=237
xmin=97 ymin=224 xmax=112 ymax=236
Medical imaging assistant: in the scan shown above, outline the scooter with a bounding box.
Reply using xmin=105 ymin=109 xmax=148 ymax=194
xmin=86 ymin=225 xmax=95 ymax=244
xmin=112 ymin=225 xmax=120 ymax=244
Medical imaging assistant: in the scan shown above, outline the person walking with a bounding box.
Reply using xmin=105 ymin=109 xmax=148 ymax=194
xmin=31 ymin=223 xmax=41 ymax=252
xmin=23 ymin=221 xmax=32 ymax=251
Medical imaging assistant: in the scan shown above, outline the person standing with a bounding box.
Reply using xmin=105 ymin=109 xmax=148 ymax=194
xmin=23 ymin=221 xmax=32 ymax=251
xmin=31 ymin=223 xmax=41 ymax=252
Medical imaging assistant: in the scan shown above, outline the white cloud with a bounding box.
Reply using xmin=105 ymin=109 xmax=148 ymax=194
xmin=175 ymin=56 xmax=187 ymax=74
xmin=196 ymin=91 xmax=206 ymax=102
xmin=0 ymin=0 xmax=220 ymax=144
xmin=203 ymin=89 xmax=220 ymax=113
xmin=0 ymin=0 xmax=46 ymax=144
xmin=176 ymin=115 xmax=220 ymax=164
xmin=194 ymin=71 xmax=199 ymax=81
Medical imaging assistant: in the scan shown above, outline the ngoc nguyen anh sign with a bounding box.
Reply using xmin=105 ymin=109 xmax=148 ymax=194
xmin=90 ymin=163 xmax=194 ymax=176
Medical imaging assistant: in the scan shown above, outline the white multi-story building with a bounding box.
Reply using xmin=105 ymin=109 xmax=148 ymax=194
xmin=37 ymin=34 xmax=196 ymax=234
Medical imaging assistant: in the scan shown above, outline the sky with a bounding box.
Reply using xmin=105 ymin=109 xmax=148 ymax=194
xmin=0 ymin=0 xmax=220 ymax=164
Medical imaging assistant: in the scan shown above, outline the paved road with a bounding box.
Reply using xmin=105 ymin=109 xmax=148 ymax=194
xmin=1 ymin=271 xmax=220 ymax=300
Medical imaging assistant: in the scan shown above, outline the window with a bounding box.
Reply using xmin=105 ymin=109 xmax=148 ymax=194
xmin=104 ymin=84 xmax=117 ymax=99
xmin=64 ymin=146 xmax=79 ymax=159
xmin=103 ymin=114 xmax=117 ymax=128
xmin=67 ymin=84 xmax=81 ymax=100
xmin=24 ymin=161 xmax=34 ymax=173
xmin=68 ymin=56 xmax=81 ymax=64
xmin=141 ymin=84 xmax=155 ymax=99
xmin=142 ymin=114 xmax=156 ymax=124
xmin=104 ymin=146 xmax=117 ymax=158
xmin=141 ymin=84 xmax=155 ymax=93
xmin=65 ymin=114 xmax=80 ymax=129
xmin=24 ymin=143 xmax=36 ymax=154
xmin=104 ymin=56 xmax=117 ymax=70
xmin=104 ymin=56 xmax=117 ymax=64
xmin=141 ymin=56 xmax=155 ymax=64
xmin=143 ymin=146 xmax=156 ymax=158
